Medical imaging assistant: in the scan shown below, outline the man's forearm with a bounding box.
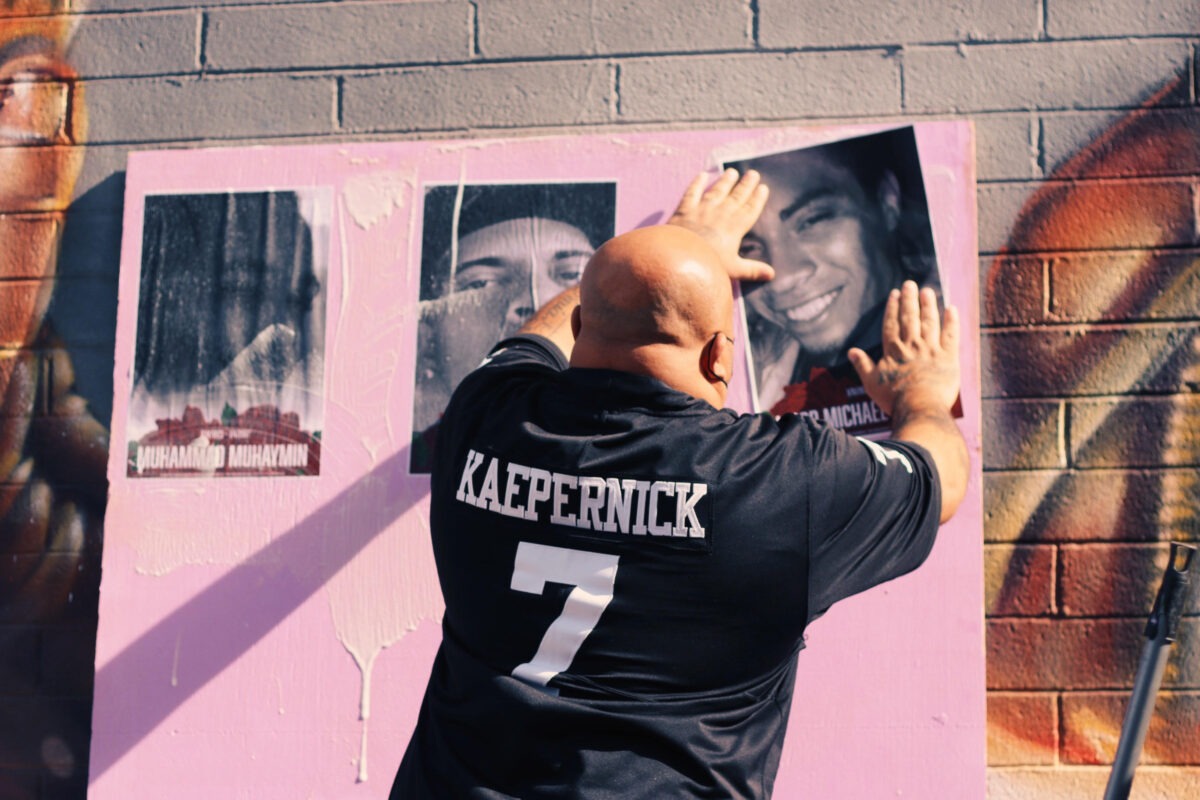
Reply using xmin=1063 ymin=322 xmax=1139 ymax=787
xmin=517 ymin=285 xmax=579 ymax=360
xmin=891 ymin=400 xmax=968 ymax=524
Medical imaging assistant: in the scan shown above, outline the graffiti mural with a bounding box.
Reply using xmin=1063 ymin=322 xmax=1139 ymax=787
xmin=0 ymin=1 xmax=101 ymax=796
xmin=985 ymin=71 xmax=1200 ymax=784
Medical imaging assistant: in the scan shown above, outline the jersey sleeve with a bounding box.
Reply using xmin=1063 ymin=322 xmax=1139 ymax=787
xmin=481 ymin=334 xmax=570 ymax=372
xmin=440 ymin=334 xmax=568 ymax=435
xmin=804 ymin=429 xmax=943 ymax=619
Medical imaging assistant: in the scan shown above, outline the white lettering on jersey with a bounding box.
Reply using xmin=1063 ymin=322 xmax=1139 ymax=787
xmin=647 ymin=482 xmax=674 ymax=536
xmin=578 ymin=476 xmax=606 ymax=531
xmin=550 ymin=472 xmax=578 ymax=526
xmin=526 ymin=468 xmax=552 ymax=521
xmin=857 ymin=437 xmax=914 ymax=474
xmin=602 ymin=478 xmax=637 ymax=533
xmin=500 ymin=463 xmax=529 ymax=519
xmin=456 ymin=449 xmax=486 ymax=505
xmin=455 ymin=453 xmax=710 ymax=539
xmin=632 ymin=480 xmax=650 ymax=535
xmin=674 ymin=482 xmax=707 ymax=537
xmin=510 ymin=542 xmax=619 ymax=686
xmin=478 ymin=457 xmax=501 ymax=510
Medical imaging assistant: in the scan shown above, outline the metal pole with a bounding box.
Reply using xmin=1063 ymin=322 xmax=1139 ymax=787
xmin=1102 ymin=542 xmax=1195 ymax=800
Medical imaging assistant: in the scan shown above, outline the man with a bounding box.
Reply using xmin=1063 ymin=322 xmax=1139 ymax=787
xmin=732 ymin=128 xmax=939 ymax=424
xmin=391 ymin=169 xmax=967 ymax=798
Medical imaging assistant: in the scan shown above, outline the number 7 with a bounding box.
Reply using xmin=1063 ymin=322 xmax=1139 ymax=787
xmin=510 ymin=542 xmax=620 ymax=687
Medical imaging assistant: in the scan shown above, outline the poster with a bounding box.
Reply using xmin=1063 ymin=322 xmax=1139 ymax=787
xmin=127 ymin=189 xmax=330 ymax=477
xmin=411 ymin=181 xmax=617 ymax=472
xmin=92 ymin=124 xmax=983 ymax=799
xmin=725 ymin=126 xmax=944 ymax=433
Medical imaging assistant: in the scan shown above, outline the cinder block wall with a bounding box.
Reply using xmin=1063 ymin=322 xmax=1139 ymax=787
xmin=0 ymin=1 xmax=1196 ymax=797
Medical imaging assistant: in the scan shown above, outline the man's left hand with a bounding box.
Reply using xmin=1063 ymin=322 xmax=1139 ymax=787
xmin=667 ymin=169 xmax=773 ymax=282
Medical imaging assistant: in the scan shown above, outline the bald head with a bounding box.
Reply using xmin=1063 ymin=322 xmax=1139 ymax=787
xmin=570 ymin=225 xmax=736 ymax=404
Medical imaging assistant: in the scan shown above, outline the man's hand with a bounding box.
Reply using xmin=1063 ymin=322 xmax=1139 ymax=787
xmin=667 ymin=169 xmax=773 ymax=282
xmin=847 ymin=281 xmax=960 ymax=417
xmin=849 ymin=281 xmax=967 ymax=524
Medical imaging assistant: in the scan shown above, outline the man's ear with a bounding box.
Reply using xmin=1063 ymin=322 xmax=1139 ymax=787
xmin=571 ymin=305 xmax=582 ymax=339
xmin=703 ymin=333 xmax=732 ymax=385
xmin=877 ymin=169 xmax=901 ymax=232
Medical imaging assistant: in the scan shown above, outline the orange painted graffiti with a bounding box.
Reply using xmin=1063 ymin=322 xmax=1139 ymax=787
xmin=985 ymin=73 xmax=1199 ymax=767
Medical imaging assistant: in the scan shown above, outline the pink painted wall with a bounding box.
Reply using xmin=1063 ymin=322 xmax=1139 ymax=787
xmin=91 ymin=123 xmax=982 ymax=798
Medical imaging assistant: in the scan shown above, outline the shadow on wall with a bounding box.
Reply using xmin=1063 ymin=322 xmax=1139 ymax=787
xmin=985 ymin=72 xmax=1200 ymax=767
xmin=49 ymin=171 xmax=127 ymax=427
xmin=88 ymin=445 xmax=424 ymax=783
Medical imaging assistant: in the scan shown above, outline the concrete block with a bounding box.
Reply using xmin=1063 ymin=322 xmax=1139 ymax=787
xmin=478 ymin=0 xmax=751 ymax=58
xmin=1050 ymin=250 xmax=1200 ymax=323
xmin=0 ymin=214 xmax=62 ymax=280
xmin=39 ymin=626 xmax=96 ymax=697
xmin=974 ymin=112 xmax=1039 ymax=181
xmin=54 ymin=210 xmax=121 ymax=279
xmin=67 ymin=11 xmax=199 ymax=78
xmin=987 ymin=692 xmax=1057 ymax=766
xmin=82 ymin=75 xmax=335 ymax=143
xmin=975 ymin=181 xmax=1037 ymax=255
xmin=1042 ymin=107 xmax=1200 ymax=179
xmin=0 ymin=551 xmax=99 ymax=626
xmin=982 ymin=469 xmax=1060 ymax=543
xmin=985 ymin=544 xmax=1055 ymax=616
xmin=70 ymin=148 xmax=130 ymax=212
xmin=1046 ymin=0 xmax=1200 ymax=38
xmin=1071 ymin=396 xmax=1200 ymax=469
xmin=1062 ymin=692 xmax=1200 ymax=765
xmin=342 ymin=62 xmax=612 ymax=132
xmin=80 ymin=0 xmax=311 ymax=10
xmin=0 ymin=146 xmax=82 ymax=213
xmin=983 ymin=399 xmax=1064 ymax=470
xmin=0 ymin=348 xmax=36 ymax=416
xmin=0 ymin=764 xmax=39 ymax=793
xmin=983 ymin=324 xmax=1200 ymax=397
xmin=206 ymin=2 xmax=470 ymax=71
xmin=618 ymin=51 xmax=900 ymax=122
xmin=984 ymin=469 xmax=1195 ymax=544
xmin=45 ymin=343 xmax=116 ymax=431
xmin=1060 ymin=543 xmax=1200 ymax=618
xmin=760 ymin=0 xmax=1039 ymax=47
xmin=0 ymin=79 xmax=69 ymax=142
xmin=905 ymin=40 xmax=1192 ymax=113
xmin=986 ymin=618 xmax=1200 ymax=690
xmin=980 ymin=177 xmax=1194 ymax=255
xmin=0 ymin=279 xmax=54 ymax=348
xmin=982 ymin=253 xmax=1044 ymax=325
xmin=45 ymin=276 xmax=118 ymax=349
xmin=0 ymin=626 xmax=39 ymax=697
xmin=988 ymin=766 xmax=1200 ymax=799
xmin=0 ymin=696 xmax=90 ymax=777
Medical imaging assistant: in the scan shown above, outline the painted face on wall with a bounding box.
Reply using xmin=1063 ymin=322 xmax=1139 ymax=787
xmin=739 ymin=149 xmax=902 ymax=365
xmin=452 ymin=216 xmax=594 ymax=333
xmin=0 ymin=7 xmax=84 ymax=347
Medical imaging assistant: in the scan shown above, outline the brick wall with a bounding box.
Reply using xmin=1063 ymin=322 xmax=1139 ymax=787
xmin=0 ymin=0 xmax=1196 ymax=797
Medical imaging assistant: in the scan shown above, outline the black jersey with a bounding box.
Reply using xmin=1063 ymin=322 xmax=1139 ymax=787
xmin=391 ymin=335 xmax=941 ymax=799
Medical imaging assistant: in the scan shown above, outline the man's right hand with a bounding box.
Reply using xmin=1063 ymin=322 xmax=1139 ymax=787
xmin=848 ymin=281 xmax=968 ymax=524
xmin=847 ymin=281 xmax=960 ymax=418
xmin=667 ymin=169 xmax=773 ymax=282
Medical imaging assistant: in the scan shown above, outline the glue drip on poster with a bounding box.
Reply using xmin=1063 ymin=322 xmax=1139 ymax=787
xmin=325 ymin=176 xmax=442 ymax=782
xmin=328 ymin=508 xmax=442 ymax=782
